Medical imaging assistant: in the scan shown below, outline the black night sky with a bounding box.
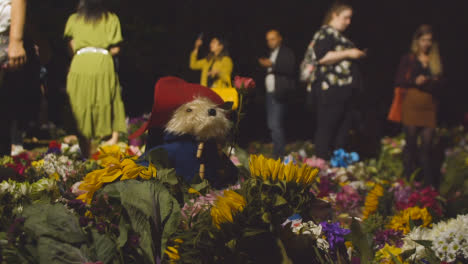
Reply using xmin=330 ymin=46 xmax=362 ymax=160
xmin=31 ymin=0 xmax=468 ymax=156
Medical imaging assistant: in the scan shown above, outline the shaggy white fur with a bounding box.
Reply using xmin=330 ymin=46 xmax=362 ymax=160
xmin=165 ymin=97 xmax=232 ymax=142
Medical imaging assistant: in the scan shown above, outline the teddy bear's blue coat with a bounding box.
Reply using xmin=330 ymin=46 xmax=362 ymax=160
xmin=139 ymin=132 xmax=237 ymax=189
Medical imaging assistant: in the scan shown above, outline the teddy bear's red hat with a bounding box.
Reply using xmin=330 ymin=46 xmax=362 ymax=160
xmin=129 ymin=76 xmax=225 ymax=139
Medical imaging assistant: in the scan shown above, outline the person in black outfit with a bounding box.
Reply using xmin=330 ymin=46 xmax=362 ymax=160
xmin=0 ymin=0 xmax=30 ymax=156
xmin=306 ymin=3 xmax=366 ymax=159
xmin=258 ymin=30 xmax=295 ymax=158
xmin=395 ymin=25 xmax=443 ymax=186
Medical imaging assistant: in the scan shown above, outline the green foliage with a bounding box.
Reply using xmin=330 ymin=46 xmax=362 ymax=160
xmin=350 ymin=218 xmax=373 ymax=263
xmin=3 ymin=204 xmax=95 ymax=264
xmin=22 ymin=203 xmax=86 ymax=244
xmin=99 ymin=180 xmax=181 ymax=263
xmin=362 ymin=214 xmax=385 ymax=235
xmin=440 ymin=151 xmax=468 ymax=197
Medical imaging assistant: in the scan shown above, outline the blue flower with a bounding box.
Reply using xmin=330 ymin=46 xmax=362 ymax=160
xmin=288 ymin=213 xmax=302 ymax=221
xmin=330 ymin=148 xmax=359 ymax=168
xmin=283 ymin=154 xmax=296 ymax=165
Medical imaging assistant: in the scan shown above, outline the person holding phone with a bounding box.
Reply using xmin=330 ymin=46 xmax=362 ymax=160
xmin=396 ymin=25 xmax=443 ymax=187
xmin=306 ymin=2 xmax=366 ymax=159
xmin=189 ymin=34 xmax=233 ymax=88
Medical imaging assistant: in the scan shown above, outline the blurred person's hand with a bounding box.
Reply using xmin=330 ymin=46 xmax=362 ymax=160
xmin=346 ymin=48 xmax=366 ymax=59
xmin=208 ymin=69 xmax=219 ymax=77
xmin=7 ymin=39 xmax=26 ymax=70
xmin=194 ymin=38 xmax=203 ymax=49
xmin=415 ymin=75 xmax=428 ymax=86
xmin=258 ymin=57 xmax=273 ymax=68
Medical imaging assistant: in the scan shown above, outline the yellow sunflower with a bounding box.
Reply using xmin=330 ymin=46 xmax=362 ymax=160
xmin=164 ymin=238 xmax=184 ymax=263
xmin=249 ymin=155 xmax=319 ymax=186
xmin=164 ymin=246 xmax=180 ymax=262
xmin=362 ymin=184 xmax=384 ymax=220
xmin=211 ymin=190 xmax=246 ymax=229
xmin=387 ymin=206 xmax=432 ymax=234
xmin=77 ymin=158 xmax=157 ymax=204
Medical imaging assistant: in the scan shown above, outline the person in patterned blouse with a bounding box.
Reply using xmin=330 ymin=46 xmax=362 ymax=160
xmin=303 ymin=2 xmax=366 ymax=159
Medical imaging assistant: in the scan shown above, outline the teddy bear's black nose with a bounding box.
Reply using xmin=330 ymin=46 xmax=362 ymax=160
xmin=208 ymin=108 xmax=217 ymax=116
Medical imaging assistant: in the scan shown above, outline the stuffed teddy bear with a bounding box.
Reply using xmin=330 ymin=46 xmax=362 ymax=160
xmin=130 ymin=77 xmax=238 ymax=189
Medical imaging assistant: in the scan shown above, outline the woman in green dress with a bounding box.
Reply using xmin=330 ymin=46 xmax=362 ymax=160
xmin=64 ymin=0 xmax=126 ymax=157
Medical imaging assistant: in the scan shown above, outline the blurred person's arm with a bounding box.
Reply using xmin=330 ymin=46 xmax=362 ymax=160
xmin=190 ymin=38 xmax=206 ymax=70
xmin=110 ymin=46 xmax=120 ymax=56
xmin=8 ymin=0 xmax=27 ymax=69
xmin=319 ymin=49 xmax=365 ymax=65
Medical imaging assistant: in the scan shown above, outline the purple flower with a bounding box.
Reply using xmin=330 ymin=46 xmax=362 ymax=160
xmin=129 ymin=234 xmax=140 ymax=247
xmin=96 ymin=222 xmax=107 ymax=233
xmin=7 ymin=217 xmax=25 ymax=243
xmin=320 ymin=221 xmax=350 ymax=251
xmin=79 ymin=216 xmax=90 ymax=227
xmin=46 ymin=147 xmax=62 ymax=155
xmin=373 ymin=229 xmax=404 ymax=249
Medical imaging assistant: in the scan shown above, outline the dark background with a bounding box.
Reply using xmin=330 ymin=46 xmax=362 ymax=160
xmin=30 ymin=0 xmax=468 ymax=157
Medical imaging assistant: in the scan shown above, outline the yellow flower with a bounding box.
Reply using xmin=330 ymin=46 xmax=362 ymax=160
xmin=211 ymin=190 xmax=246 ymax=229
xmin=120 ymin=159 xmax=144 ymax=180
xmin=375 ymin=244 xmax=404 ymax=264
xmin=32 ymin=159 xmax=44 ymax=169
xmin=85 ymin=210 xmax=93 ymax=218
xmin=249 ymin=154 xmax=319 ymax=186
xmin=173 ymin=238 xmax=184 ymax=244
xmin=78 ymin=158 xmax=157 ymax=204
xmin=345 ymin=241 xmax=353 ymax=249
xmin=96 ymin=145 xmax=124 ymax=167
xmin=387 ymin=206 xmax=432 ymax=234
xmin=188 ymin=188 xmax=201 ymax=196
xmin=49 ymin=172 xmax=60 ymax=181
xmin=164 ymin=246 xmax=180 ymax=261
xmin=362 ymin=184 xmax=384 ymax=220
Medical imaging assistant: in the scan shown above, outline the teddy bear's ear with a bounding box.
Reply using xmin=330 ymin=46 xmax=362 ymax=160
xmin=220 ymin=102 xmax=234 ymax=111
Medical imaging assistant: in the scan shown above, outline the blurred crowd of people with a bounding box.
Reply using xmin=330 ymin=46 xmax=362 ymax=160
xmin=188 ymin=2 xmax=443 ymax=186
xmin=0 ymin=1 xmax=444 ymax=187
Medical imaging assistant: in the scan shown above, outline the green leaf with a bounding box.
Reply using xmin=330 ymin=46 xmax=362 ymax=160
xmin=22 ymin=204 xmax=86 ymax=244
xmin=146 ymin=148 xmax=171 ymax=169
xmin=91 ymin=230 xmax=117 ymax=264
xmin=409 ymin=217 xmax=415 ymax=231
xmin=400 ymin=248 xmax=416 ymax=260
xmin=116 ymin=217 xmax=129 ymax=249
xmin=261 ymin=212 xmax=271 ymax=224
xmin=414 ymin=240 xmax=432 ymax=248
xmin=36 ymin=236 xmax=89 ymax=264
xmin=242 ymin=228 xmax=268 ymax=237
xmin=387 ymin=249 xmax=403 ymax=264
xmin=350 ymin=218 xmax=373 ymax=263
xmin=99 ymin=180 xmax=181 ymax=263
xmin=190 ymin=180 xmax=210 ymax=192
xmin=232 ymin=146 xmax=250 ymax=169
xmin=274 ymin=195 xmax=288 ymax=207
xmin=157 ymin=168 xmax=179 ymax=185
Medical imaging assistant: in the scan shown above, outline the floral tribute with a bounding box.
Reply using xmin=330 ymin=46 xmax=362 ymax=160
xmin=0 ymin=127 xmax=468 ymax=263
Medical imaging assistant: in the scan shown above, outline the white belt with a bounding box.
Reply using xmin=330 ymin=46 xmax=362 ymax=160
xmin=76 ymin=47 xmax=109 ymax=55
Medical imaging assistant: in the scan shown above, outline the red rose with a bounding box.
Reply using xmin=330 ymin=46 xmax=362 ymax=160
xmin=233 ymin=76 xmax=255 ymax=90
xmin=49 ymin=140 xmax=61 ymax=150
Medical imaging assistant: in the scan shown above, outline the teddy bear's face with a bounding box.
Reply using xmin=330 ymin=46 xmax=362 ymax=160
xmin=165 ymin=97 xmax=232 ymax=141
